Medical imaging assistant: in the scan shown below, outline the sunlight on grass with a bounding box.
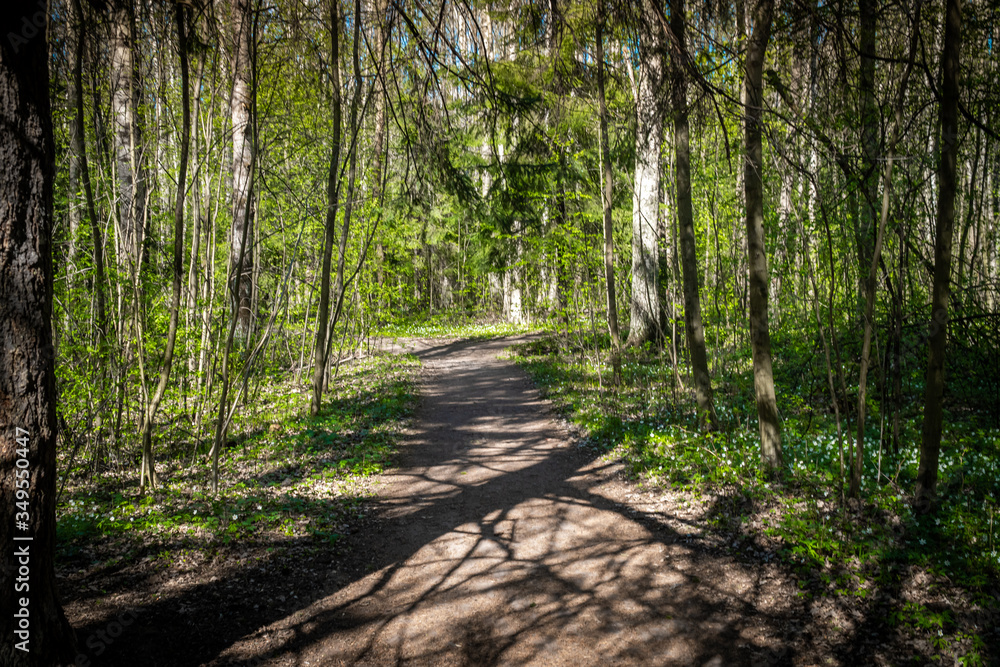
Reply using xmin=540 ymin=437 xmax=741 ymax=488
xmin=509 ymin=332 xmax=998 ymax=666
xmin=376 ymin=312 xmax=546 ymax=339
xmin=56 ymin=354 xmax=420 ymax=555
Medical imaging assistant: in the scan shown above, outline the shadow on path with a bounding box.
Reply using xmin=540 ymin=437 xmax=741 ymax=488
xmin=68 ymin=337 xmax=807 ymax=666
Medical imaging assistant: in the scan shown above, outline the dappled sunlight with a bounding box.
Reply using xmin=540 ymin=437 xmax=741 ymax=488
xmin=206 ymin=337 xmax=799 ymax=666
xmin=62 ymin=337 xmax=991 ymax=666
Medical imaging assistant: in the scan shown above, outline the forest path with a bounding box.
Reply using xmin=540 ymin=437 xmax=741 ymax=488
xmin=224 ymin=336 xmax=800 ymax=666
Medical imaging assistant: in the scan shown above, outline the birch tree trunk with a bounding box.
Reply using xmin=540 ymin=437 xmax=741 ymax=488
xmin=110 ymin=0 xmax=146 ymax=276
xmin=230 ymin=0 xmax=256 ymax=338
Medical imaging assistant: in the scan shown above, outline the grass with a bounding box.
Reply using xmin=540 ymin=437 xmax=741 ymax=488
xmin=375 ymin=311 xmax=543 ymax=340
xmin=56 ymin=353 xmax=420 ymax=560
xmin=507 ymin=330 xmax=999 ymax=665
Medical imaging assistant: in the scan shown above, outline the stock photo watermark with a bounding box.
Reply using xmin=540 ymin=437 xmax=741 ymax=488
xmin=73 ymin=610 xmax=141 ymax=666
xmin=12 ymin=427 xmax=33 ymax=653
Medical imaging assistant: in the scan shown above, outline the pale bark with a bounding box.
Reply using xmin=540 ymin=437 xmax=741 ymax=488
xmin=627 ymin=0 xmax=663 ymax=347
xmin=110 ymin=0 xmax=147 ymax=273
xmin=230 ymin=0 xmax=255 ymax=338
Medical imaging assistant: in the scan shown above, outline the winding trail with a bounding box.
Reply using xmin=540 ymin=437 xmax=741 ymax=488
xmin=224 ymin=337 xmax=800 ymax=665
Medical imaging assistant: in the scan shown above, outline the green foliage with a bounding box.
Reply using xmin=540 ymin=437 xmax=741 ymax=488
xmin=510 ymin=330 xmax=999 ymax=662
xmin=56 ymin=354 xmax=419 ymax=552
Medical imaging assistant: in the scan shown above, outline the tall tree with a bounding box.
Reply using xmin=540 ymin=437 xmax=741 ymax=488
xmin=322 ymin=0 xmax=366 ymax=394
xmin=626 ymin=0 xmax=664 ymax=346
xmin=916 ymin=0 xmax=962 ymax=512
xmin=213 ymin=0 xmax=259 ymax=490
xmin=743 ymin=0 xmax=783 ymax=472
xmin=71 ymin=0 xmax=108 ymax=345
xmin=311 ymin=0 xmax=344 ymax=416
xmin=138 ymin=2 xmax=192 ymax=490
xmin=850 ymin=0 xmax=920 ymax=497
xmin=0 ymin=6 xmax=79 ymax=661
xmin=856 ymin=0 xmax=878 ymax=313
xmin=670 ymin=0 xmax=718 ymax=430
xmin=110 ymin=0 xmax=147 ymax=273
xmin=597 ymin=0 xmax=622 ymax=360
xmin=230 ymin=0 xmax=256 ymax=338
xmin=369 ymin=0 xmax=390 ymax=298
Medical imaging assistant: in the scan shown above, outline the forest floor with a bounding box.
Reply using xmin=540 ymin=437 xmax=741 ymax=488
xmin=61 ymin=335 xmax=992 ymax=666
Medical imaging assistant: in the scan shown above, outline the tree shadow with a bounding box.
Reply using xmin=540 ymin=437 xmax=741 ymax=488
xmin=63 ymin=336 xmax=872 ymax=666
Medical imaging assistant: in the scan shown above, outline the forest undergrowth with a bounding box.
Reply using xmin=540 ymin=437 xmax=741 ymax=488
xmin=55 ymin=353 xmax=420 ymax=578
xmin=509 ymin=330 xmax=1000 ymax=666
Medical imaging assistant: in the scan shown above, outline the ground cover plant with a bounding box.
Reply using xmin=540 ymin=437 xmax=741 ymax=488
xmin=4 ymin=0 xmax=1000 ymax=661
xmin=509 ymin=331 xmax=1000 ymax=666
xmin=54 ymin=353 xmax=419 ymax=594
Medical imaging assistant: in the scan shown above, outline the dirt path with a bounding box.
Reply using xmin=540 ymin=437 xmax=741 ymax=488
xmin=211 ymin=337 xmax=811 ymax=666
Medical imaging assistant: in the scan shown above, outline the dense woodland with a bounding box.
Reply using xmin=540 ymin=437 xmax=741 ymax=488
xmin=2 ymin=0 xmax=999 ymax=662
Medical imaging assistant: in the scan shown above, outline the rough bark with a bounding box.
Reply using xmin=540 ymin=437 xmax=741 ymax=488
xmin=670 ymin=0 xmax=718 ymax=430
xmin=916 ymin=0 xmax=962 ymax=513
xmin=744 ymin=0 xmax=783 ymax=473
xmin=627 ymin=0 xmax=664 ymax=347
xmin=0 ymin=8 xmax=79 ymax=661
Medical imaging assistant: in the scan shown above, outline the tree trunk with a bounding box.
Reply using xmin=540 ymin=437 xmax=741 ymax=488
xmin=856 ymin=0 xmax=878 ymax=315
xmin=744 ymin=0 xmax=782 ymax=473
xmin=627 ymin=0 xmax=663 ymax=347
xmin=670 ymin=0 xmax=718 ymax=430
xmin=850 ymin=0 xmax=919 ymax=497
xmin=323 ymin=0 xmax=366 ymax=395
xmin=596 ymin=0 xmax=621 ymax=360
xmin=311 ymin=0 xmax=344 ymax=416
xmin=0 ymin=10 xmax=79 ymax=661
xmin=230 ymin=0 xmax=256 ymax=338
xmin=110 ymin=0 xmax=146 ymax=275
xmin=67 ymin=0 xmax=83 ymax=277
xmin=71 ymin=0 xmax=108 ymax=346
xmin=916 ymin=0 xmax=962 ymax=513
xmin=369 ymin=0 xmax=390 ymax=299
xmin=139 ymin=3 xmax=191 ymax=491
